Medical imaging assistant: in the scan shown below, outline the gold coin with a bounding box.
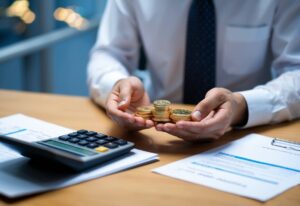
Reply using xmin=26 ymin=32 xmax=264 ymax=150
xmin=170 ymin=114 xmax=191 ymax=119
xmin=137 ymin=106 xmax=153 ymax=114
xmin=135 ymin=114 xmax=152 ymax=118
xmin=170 ymin=109 xmax=192 ymax=123
xmin=170 ymin=117 xmax=191 ymax=122
xmin=152 ymin=110 xmax=170 ymax=116
xmin=171 ymin=109 xmax=192 ymax=116
xmin=135 ymin=115 xmax=152 ymax=120
xmin=153 ymin=100 xmax=171 ymax=107
xmin=152 ymin=118 xmax=171 ymax=122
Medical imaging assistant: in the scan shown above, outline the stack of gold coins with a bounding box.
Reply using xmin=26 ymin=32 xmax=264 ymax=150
xmin=152 ymin=100 xmax=171 ymax=122
xmin=170 ymin=109 xmax=192 ymax=122
xmin=135 ymin=105 xmax=153 ymax=120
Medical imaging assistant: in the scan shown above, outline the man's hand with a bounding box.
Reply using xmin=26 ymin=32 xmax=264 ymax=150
xmin=105 ymin=76 xmax=154 ymax=131
xmin=156 ymin=88 xmax=248 ymax=141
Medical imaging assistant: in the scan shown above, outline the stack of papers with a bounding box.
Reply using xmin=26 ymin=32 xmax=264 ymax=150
xmin=153 ymin=134 xmax=300 ymax=201
xmin=0 ymin=114 xmax=158 ymax=198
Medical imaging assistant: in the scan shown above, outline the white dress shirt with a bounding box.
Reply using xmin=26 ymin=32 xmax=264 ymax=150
xmin=87 ymin=0 xmax=300 ymax=128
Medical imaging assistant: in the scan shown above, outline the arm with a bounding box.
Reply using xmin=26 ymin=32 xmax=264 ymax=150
xmin=240 ymin=0 xmax=300 ymax=128
xmin=87 ymin=0 xmax=140 ymax=107
xmin=157 ymin=1 xmax=300 ymax=141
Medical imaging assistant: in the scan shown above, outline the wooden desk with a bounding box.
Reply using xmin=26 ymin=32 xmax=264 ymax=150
xmin=0 ymin=89 xmax=299 ymax=206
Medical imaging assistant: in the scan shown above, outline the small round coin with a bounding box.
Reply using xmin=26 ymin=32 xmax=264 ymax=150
xmin=152 ymin=118 xmax=171 ymax=122
xmin=171 ymin=109 xmax=192 ymax=116
xmin=137 ymin=106 xmax=153 ymax=113
xmin=153 ymin=100 xmax=171 ymax=107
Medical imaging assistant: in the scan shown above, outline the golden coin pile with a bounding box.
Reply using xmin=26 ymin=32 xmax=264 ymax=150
xmin=135 ymin=106 xmax=153 ymax=120
xmin=170 ymin=109 xmax=192 ymax=122
xmin=152 ymin=100 xmax=171 ymax=122
xmin=135 ymin=99 xmax=193 ymax=123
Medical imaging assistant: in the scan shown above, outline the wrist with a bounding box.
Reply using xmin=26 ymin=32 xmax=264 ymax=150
xmin=232 ymin=93 xmax=248 ymax=126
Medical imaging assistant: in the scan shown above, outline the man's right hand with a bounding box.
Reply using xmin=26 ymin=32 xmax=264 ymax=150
xmin=105 ymin=76 xmax=154 ymax=131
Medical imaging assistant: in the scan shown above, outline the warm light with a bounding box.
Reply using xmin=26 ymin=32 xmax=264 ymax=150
xmin=65 ymin=12 xmax=79 ymax=24
xmin=22 ymin=10 xmax=35 ymax=24
xmin=6 ymin=0 xmax=28 ymax=17
xmin=53 ymin=6 xmax=89 ymax=30
xmin=73 ymin=19 xmax=88 ymax=30
xmin=54 ymin=7 xmax=72 ymax=21
xmin=6 ymin=0 xmax=35 ymax=24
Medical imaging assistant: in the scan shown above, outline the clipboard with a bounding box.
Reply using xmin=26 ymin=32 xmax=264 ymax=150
xmin=271 ymin=138 xmax=300 ymax=151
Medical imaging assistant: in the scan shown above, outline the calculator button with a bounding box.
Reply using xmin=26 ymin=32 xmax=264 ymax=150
xmin=86 ymin=131 xmax=97 ymax=136
xmin=68 ymin=132 xmax=78 ymax=137
xmin=96 ymin=139 xmax=108 ymax=145
xmin=115 ymin=139 xmax=127 ymax=145
xmin=95 ymin=146 xmax=109 ymax=153
xmin=78 ymin=140 xmax=89 ymax=146
xmin=95 ymin=133 xmax=107 ymax=139
xmin=58 ymin=135 xmax=70 ymax=141
xmin=104 ymin=136 xmax=117 ymax=142
xmin=77 ymin=134 xmax=88 ymax=139
xmin=69 ymin=138 xmax=80 ymax=143
xmin=104 ymin=142 xmax=118 ymax=149
xmin=86 ymin=137 xmax=98 ymax=142
xmin=77 ymin=129 xmax=88 ymax=134
xmin=87 ymin=143 xmax=99 ymax=148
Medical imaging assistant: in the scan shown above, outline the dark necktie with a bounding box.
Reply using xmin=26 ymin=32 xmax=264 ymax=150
xmin=183 ymin=0 xmax=216 ymax=104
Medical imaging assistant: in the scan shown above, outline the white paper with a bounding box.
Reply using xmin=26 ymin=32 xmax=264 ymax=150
xmin=153 ymin=134 xmax=300 ymax=201
xmin=0 ymin=114 xmax=74 ymax=163
xmin=0 ymin=114 xmax=158 ymax=198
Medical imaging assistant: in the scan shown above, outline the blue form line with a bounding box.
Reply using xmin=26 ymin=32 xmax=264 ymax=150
xmin=3 ymin=129 xmax=27 ymax=136
xmin=219 ymin=152 xmax=300 ymax=173
xmin=191 ymin=161 xmax=278 ymax=185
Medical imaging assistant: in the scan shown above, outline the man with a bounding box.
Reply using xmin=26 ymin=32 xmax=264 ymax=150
xmin=87 ymin=0 xmax=300 ymax=141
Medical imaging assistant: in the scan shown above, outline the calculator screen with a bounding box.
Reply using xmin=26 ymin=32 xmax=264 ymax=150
xmin=42 ymin=140 xmax=97 ymax=156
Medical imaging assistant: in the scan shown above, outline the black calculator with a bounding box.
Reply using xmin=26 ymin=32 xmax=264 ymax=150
xmin=0 ymin=130 xmax=134 ymax=171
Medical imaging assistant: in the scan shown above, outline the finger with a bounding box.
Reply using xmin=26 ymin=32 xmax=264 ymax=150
xmin=175 ymin=120 xmax=222 ymax=140
xmin=118 ymin=81 xmax=133 ymax=110
xmin=155 ymin=123 xmax=167 ymax=131
xmin=112 ymin=114 xmax=153 ymax=131
xmin=120 ymin=121 xmax=152 ymax=131
xmin=161 ymin=125 xmax=202 ymax=142
xmin=106 ymin=93 xmax=135 ymax=123
xmin=176 ymin=121 xmax=205 ymax=134
xmin=128 ymin=116 xmax=154 ymax=129
xmin=145 ymin=119 xmax=155 ymax=128
xmin=158 ymin=123 xmax=203 ymax=141
xmin=178 ymin=105 xmax=231 ymax=135
xmin=158 ymin=122 xmax=176 ymax=132
xmin=192 ymin=89 xmax=228 ymax=121
xmin=201 ymin=111 xmax=229 ymax=137
xmin=201 ymin=107 xmax=231 ymax=130
xmin=158 ymin=122 xmax=218 ymax=141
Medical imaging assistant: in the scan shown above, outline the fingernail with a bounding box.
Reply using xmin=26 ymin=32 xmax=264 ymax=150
xmin=118 ymin=99 xmax=127 ymax=106
xmin=192 ymin=110 xmax=201 ymax=121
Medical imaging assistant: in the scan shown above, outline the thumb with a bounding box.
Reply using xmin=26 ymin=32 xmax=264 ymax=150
xmin=192 ymin=101 xmax=213 ymax=121
xmin=117 ymin=81 xmax=132 ymax=111
xmin=191 ymin=92 xmax=226 ymax=121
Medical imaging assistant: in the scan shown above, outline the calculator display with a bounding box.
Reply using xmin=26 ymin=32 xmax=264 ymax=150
xmin=41 ymin=140 xmax=97 ymax=156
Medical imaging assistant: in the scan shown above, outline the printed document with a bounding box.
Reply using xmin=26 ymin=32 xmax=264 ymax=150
xmin=0 ymin=114 xmax=158 ymax=198
xmin=153 ymin=134 xmax=300 ymax=201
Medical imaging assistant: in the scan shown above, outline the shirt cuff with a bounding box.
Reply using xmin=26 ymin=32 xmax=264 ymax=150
xmin=90 ymin=71 xmax=128 ymax=107
xmin=238 ymin=89 xmax=273 ymax=128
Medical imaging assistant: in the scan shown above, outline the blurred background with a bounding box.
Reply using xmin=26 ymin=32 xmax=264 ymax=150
xmin=0 ymin=0 xmax=107 ymax=96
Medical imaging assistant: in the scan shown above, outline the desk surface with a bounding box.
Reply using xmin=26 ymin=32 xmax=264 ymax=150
xmin=0 ymin=89 xmax=299 ymax=206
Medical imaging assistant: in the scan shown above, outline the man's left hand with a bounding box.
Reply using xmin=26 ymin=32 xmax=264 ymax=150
xmin=155 ymin=88 xmax=248 ymax=142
